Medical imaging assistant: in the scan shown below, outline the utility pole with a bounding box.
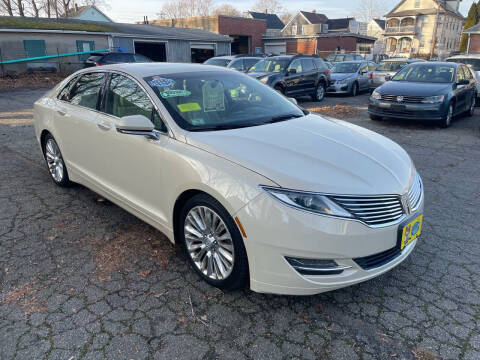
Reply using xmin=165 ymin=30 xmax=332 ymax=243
xmin=430 ymin=2 xmax=440 ymax=59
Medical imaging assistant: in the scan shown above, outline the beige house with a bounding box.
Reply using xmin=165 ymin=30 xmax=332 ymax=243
xmin=384 ymin=0 xmax=464 ymax=59
xmin=367 ymin=19 xmax=386 ymax=54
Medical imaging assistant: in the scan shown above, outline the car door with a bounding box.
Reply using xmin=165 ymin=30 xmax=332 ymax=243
xmin=53 ymin=72 xmax=106 ymax=178
xmin=358 ymin=63 xmax=370 ymax=90
xmin=92 ymin=72 xmax=172 ymax=226
xmin=284 ymin=59 xmax=303 ymax=95
xmin=300 ymin=58 xmax=317 ymax=93
xmin=462 ymin=65 xmax=476 ymax=108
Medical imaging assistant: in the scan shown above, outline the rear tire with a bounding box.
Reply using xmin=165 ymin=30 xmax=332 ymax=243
xmin=312 ymin=82 xmax=326 ymax=102
xmin=42 ymin=134 xmax=72 ymax=187
xmin=467 ymin=95 xmax=476 ymax=117
xmin=439 ymin=103 xmax=454 ymax=128
xmin=274 ymin=84 xmax=285 ymax=95
xmin=369 ymin=114 xmax=382 ymax=121
xmin=179 ymin=194 xmax=249 ymax=291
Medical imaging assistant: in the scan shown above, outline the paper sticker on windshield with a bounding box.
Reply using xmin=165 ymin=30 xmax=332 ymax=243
xmin=161 ymin=90 xmax=191 ymax=98
xmin=191 ymin=118 xmax=205 ymax=125
xmin=178 ymin=103 xmax=201 ymax=112
xmin=202 ymin=80 xmax=225 ymax=112
xmin=149 ymin=77 xmax=174 ymax=88
xmin=274 ymin=64 xmax=281 ymax=71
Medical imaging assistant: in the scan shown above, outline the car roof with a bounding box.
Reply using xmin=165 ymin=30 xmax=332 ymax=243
xmin=209 ymin=56 xmax=235 ymax=60
xmin=82 ymin=62 xmax=233 ymax=77
xmin=409 ymin=61 xmax=458 ymax=67
xmin=337 ymin=60 xmax=367 ymax=63
xmin=446 ymin=54 xmax=480 ymax=60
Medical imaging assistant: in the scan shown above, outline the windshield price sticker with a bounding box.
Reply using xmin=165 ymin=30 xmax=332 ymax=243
xmin=161 ymin=90 xmax=191 ymax=98
xmin=203 ymin=81 xmax=225 ymax=112
xmin=178 ymin=103 xmax=202 ymax=112
xmin=149 ymin=77 xmax=175 ymax=88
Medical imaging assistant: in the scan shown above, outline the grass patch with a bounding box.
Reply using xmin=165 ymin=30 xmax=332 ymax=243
xmin=0 ymin=16 xmax=116 ymax=32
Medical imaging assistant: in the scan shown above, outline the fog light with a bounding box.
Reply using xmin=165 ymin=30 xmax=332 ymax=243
xmin=285 ymin=257 xmax=351 ymax=276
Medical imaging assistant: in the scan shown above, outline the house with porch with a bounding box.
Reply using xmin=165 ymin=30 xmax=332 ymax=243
xmin=384 ymin=0 xmax=464 ymax=59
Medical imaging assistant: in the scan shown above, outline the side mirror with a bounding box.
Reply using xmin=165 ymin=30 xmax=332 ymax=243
xmin=287 ymin=97 xmax=298 ymax=105
xmin=116 ymin=115 xmax=159 ymax=140
xmin=457 ymin=79 xmax=469 ymax=86
xmin=288 ymin=68 xmax=297 ymax=74
xmin=384 ymin=75 xmax=392 ymax=81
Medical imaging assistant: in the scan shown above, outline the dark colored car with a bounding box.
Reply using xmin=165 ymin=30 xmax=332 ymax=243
xmin=247 ymin=55 xmax=330 ymax=102
xmin=368 ymin=62 xmax=477 ymax=128
xmin=85 ymin=52 xmax=153 ymax=67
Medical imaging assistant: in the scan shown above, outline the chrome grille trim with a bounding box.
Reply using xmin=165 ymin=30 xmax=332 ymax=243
xmin=407 ymin=172 xmax=423 ymax=212
xmin=381 ymin=94 xmax=425 ymax=103
xmin=329 ymin=195 xmax=405 ymax=226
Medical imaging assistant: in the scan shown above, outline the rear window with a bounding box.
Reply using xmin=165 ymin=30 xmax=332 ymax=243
xmin=204 ymin=58 xmax=231 ymax=67
xmin=376 ymin=61 xmax=408 ymax=72
xmin=446 ymin=58 xmax=480 ymax=71
xmin=87 ymin=55 xmax=102 ymax=62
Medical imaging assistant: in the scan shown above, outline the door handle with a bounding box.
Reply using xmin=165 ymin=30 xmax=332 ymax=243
xmin=97 ymin=122 xmax=111 ymax=131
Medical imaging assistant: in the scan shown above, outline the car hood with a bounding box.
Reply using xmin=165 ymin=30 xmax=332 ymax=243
xmin=378 ymin=81 xmax=452 ymax=96
xmin=331 ymin=73 xmax=355 ymax=81
xmin=186 ymin=114 xmax=413 ymax=195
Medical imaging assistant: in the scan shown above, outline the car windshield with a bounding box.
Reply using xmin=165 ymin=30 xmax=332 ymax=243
xmin=145 ymin=71 xmax=304 ymax=131
xmin=392 ymin=64 xmax=455 ymax=83
xmin=204 ymin=58 xmax=231 ymax=67
xmin=375 ymin=61 xmax=407 ymax=72
xmin=447 ymin=58 xmax=480 ymax=71
xmin=249 ymin=59 xmax=289 ymax=73
xmin=332 ymin=62 xmax=361 ymax=73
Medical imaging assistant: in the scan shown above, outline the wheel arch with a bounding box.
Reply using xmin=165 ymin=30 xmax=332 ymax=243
xmin=40 ymin=129 xmax=52 ymax=154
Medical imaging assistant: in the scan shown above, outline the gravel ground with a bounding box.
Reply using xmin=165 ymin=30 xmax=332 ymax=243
xmin=1 ymin=87 xmax=479 ymax=360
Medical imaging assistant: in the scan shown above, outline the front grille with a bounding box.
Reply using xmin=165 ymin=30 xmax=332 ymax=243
xmin=381 ymin=94 xmax=425 ymax=103
xmin=329 ymin=195 xmax=404 ymax=226
xmin=407 ymin=172 xmax=423 ymax=212
xmin=354 ymin=247 xmax=401 ymax=270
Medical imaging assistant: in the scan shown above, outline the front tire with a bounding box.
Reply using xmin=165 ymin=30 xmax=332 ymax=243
xmin=43 ymin=134 xmax=72 ymax=187
xmin=369 ymin=114 xmax=382 ymax=121
xmin=440 ymin=103 xmax=454 ymax=128
xmin=179 ymin=194 xmax=249 ymax=291
xmin=274 ymin=84 xmax=285 ymax=95
xmin=467 ymin=95 xmax=476 ymax=117
xmin=350 ymin=82 xmax=358 ymax=97
xmin=312 ymin=82 xmax=326 ymax=102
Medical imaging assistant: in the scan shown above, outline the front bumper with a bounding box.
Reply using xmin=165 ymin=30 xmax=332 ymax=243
xmin=327 ymin=82 xmax=351 ymax=94
xmin=368 ymin=98 xmax=448 ymax=121
xmin=236 ymin=192 xmax=424 ymax=295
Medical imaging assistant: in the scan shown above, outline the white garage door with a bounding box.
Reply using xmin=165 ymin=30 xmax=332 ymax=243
xmin=265 ymin=43 xmax=286 ymax=55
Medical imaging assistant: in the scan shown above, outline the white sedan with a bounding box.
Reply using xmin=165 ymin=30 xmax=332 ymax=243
xmin=34 ymin=63 xmax=424 ymax=295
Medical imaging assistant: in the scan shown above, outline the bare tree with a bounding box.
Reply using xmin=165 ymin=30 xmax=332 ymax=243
xmin=352 ymin=0 xmax=389 ymax=23
xmin=0 ymin=0 xmax=15 ymax=15
xmin=279 ymin=11 xmax=292 ymax=25
xmin=251 ymin=0 xmax=283 ymax=14
xmin=161 ymin=0 xmax=213 ymax=19
xmin=15 ymin=0 xmax=25 ymax=16
xmin=214 ymin=3 xmax=241 ymax=17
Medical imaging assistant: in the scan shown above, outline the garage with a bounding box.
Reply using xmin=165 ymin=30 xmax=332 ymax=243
xmin=231 ymin=35 xmax=250 ymax=55
xmin=134 ymin=41 xmax=167 ymax=62
xmin=191 ymin=43 xmax=215 ymax=63
xmin=264 ymin=42 xmax=286 ymax=55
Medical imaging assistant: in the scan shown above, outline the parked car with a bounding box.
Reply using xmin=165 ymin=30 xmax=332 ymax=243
xmin=370 ymin=58 xmax=425 ymax=92
xmin=326 ymin=54 xmax=364 ymax=64
xmin=85 ymin=52 xmax=152 ymax=67
xmin=204 ymin=55 xmax=264 ymax=72
xmin=369 ymin=62 xmax=477 ymax=128
xmin=34 ymin=63 xmax=424 ymax=295
xmin=446 ymin=54 xmax=480 ymax=99
xmin=248 ymin=55 xmax=330 ymax=101
xmin=327 ymin=60 xmax=376 ymax=96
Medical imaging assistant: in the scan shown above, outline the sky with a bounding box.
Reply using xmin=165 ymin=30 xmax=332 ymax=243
xmin=104 ymin=0 xmax=477 ymax=24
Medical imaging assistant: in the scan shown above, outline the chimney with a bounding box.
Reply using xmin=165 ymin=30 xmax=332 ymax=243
xmin=264 ymin=9 xmax=268 ymax=14
xmin=74 ymin=3 xmax=78 ymax=11
xmin=312 ymin=9 xmax=316 ymax=13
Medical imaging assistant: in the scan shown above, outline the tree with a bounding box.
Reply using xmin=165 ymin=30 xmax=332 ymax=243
xmin=0 ymin=0 xmax=109 ymax=17
xmin=0 ymin=0 xmax=15 ymax=16
xmin=214 ymin=3 xmax=241 ymax=17
xmin=460 ymin=2 xmax=479 ymax=52
xmin=251 ymin=0 xmax=283 ymax=14
xmin=279 ymin=11 xmax=292 ymax=26
xmin=161 ymin=0 xmax=213 ymax=19
xmin=352 ymin=0 xmax=389 ymax=23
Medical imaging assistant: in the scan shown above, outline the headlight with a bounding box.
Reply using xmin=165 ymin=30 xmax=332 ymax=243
xmin=336 ymin=78 xmax=350 ymax=84
xmin=260 ymin=76 xmax=269 ymax=84
xmin=261 ymin=186 xmax=353 ymax=218
xmin=371 ymin=90 xmax=382 ymax=100
xmin=421 ymin=95 xmax=445 ymax=104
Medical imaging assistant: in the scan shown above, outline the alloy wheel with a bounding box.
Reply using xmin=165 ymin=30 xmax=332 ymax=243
xmin=470 ymin=96 xmax=476 ymax=116
xmin=45 ymin=138 xmax=65 ymax=182
xmin=184 ymin=206 xmax=235 ymax=280
xmin=445 ymin=105 xmax=453 ymax=126
xmin=317 ymin=84 xmax=325 ymax=101
xmin=352 ymin=83 xmax=358 ymax=96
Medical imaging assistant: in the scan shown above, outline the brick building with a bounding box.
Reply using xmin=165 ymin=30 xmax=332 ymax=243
xmin=463 ymin=23 xmax=480 ymax=54
xmin=150 ymin=15 xmax=267 ymax=55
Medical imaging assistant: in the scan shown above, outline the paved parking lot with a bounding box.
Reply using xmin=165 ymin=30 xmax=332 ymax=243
xmin=1 ymin=87 xmax=480 ymax=360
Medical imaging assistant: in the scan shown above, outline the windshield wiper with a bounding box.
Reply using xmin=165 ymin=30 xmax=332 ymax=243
xmin=188 ymin=123 xmax=255 ymax=132
xmin=264 ymin=113 xmax=304 ymax=124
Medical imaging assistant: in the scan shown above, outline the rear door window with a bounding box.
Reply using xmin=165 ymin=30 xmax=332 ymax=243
xmin=288 ymin=59 xmax=303 ymax=73
xmin=68 ymin=72 xmax=105 ymax=110
xmin=58 ymin=76 xmax=79 ymax=102
xmin=314 ymin=58 xmax=327 ymax=71
xmin=301 ymin=59 xmax=316 ymax=72
xmin=229 ymin=59 xmax=245 ymax=71
xmin=244 ymin=58 xmax=259 ymax=71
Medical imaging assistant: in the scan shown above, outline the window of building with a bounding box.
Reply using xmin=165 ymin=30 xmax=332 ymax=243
xmin=23 ymin=40 xmax=46 ymax=58
xmin=414 ymin=0 xmax=421 ymax=8
xmin=292 ymin=25 xmax=297 ymax=35
xmin=76 ymin=40 xmax=95 ymax=61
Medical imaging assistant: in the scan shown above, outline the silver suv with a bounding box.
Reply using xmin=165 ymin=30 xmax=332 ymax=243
xmin=446 ymin=54 xmax=480 ymax=98
xmin=370 ymin=58 xmax=425 ymax=92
